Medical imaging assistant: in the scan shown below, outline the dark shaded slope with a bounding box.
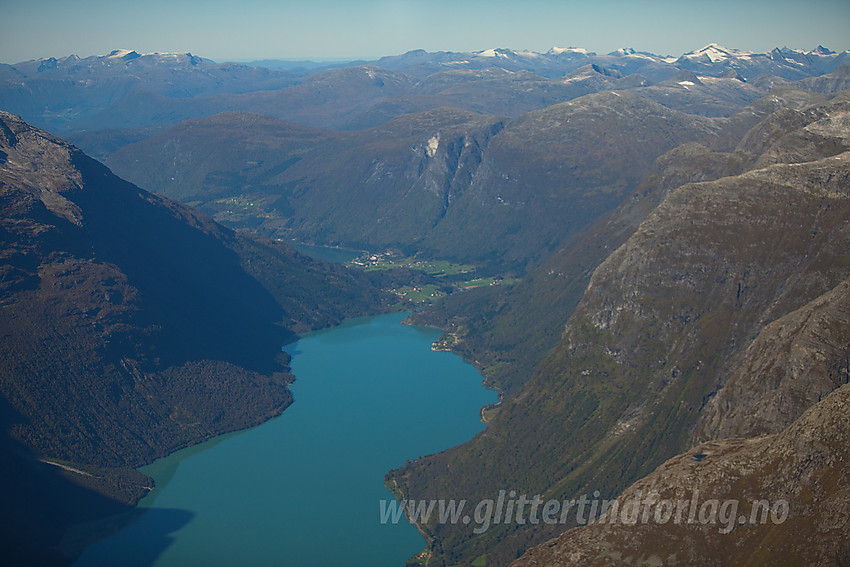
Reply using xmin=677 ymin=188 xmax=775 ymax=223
xmin=0 ymin=112 xmax=388 ymax=562
xmin=106 ymin=112 xmax=334 ymax=205
xmin=0 ymin=395 xmax=143 ymax=567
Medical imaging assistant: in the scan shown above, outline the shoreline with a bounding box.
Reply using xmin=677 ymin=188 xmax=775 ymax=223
xmin=73 ymin=310 xmax=486 ymax=565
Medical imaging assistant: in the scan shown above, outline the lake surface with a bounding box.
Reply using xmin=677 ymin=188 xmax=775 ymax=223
xmin=75 ymin=313 xmax=495 ymax=567
xmin=291 ymin=243 xmax=363 ymax=264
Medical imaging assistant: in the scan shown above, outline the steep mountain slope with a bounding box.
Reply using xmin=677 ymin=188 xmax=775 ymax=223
xmin=414 ymin=92 xmax=721 ymax=269
xmin=387 ymin=95 xmax=850 ymax=566
xmin=402 ymin=89 xmax=835 ymax=396
xmin=696 ymin=278 xmax=850 ymax=442
xmin=107 ymin=93 xmax=723 ymax=272
xmin=0 ymin=112 xmax=388 ymax=562
xmin=103 ymin=112 xmax=335 ymax=204
xmin=514 ymin=380 xmax=850 ymax=567
xmin=406 ymin=137 xmax=750 ymax=397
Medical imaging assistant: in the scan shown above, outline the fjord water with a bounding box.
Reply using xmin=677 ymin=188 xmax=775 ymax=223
xmin=75 ymin=313 xmax=495 ymax=566
xmin=291 ymin=242 xmax=363 ymax=264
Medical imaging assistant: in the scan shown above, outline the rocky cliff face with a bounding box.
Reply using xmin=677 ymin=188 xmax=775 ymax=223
xmin=415 ymin=92 xmax=723 ymax=269
xmin=697 ymin=279 xmax=850 ymax=441
xmin=513 ymin=382 xmax=850 ymax=567
xmin=388 ymin=93 xmax=850 ymax=566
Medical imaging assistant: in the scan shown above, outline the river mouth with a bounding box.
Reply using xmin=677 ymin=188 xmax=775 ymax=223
xmin=74 ymin=313 xmax=496 ymax=567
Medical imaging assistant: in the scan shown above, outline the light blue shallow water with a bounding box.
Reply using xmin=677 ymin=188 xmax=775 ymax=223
xmin=75 ymin=313 xmax=496 ymax=567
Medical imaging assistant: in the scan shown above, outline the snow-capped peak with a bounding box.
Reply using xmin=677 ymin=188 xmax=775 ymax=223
xmin=103 ymin=49 xmax=198 ymax=60
xmin=609 ymin=47 xmax=662 ymax=61
xmin=547 ymin=46 xmax=592 ymax=56
xmin=781 ymin=45 xmax=839 ymax=57
xmin=682 ymin=43 xmax=754 ymax=63
xmin=477 ymin=48 xmax=513 ymax=58
xmin=106 ymin=49 xmax=140 ymax=59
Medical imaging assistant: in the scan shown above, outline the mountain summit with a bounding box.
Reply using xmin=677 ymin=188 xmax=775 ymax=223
xmin=681 ymin=43 xmax=753 ymax=62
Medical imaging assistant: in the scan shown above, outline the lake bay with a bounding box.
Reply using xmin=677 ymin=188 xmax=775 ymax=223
xmin=75 ymin=313 xmax=496 ymax=566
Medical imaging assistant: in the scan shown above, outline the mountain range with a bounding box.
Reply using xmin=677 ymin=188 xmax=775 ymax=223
xmin=371 ymin=43 xmax=849 ymax=82
xmin=2 ymin=44 xmax=848 ymax=135
xmin=94 ymin=66 xmax=847 ymax=276
xmin=4 ymin=44 xmax=840 ymax=277
xmin=391 ymin=87 xmax=850 ymax=567
xmin=102 ymin=97 xmax=724 ymax=273
xmin=2 ymin=41 xmax=849 ymax=567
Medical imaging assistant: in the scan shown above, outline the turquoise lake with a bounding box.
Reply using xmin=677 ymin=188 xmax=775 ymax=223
xmin=75 ymin=313 xmax=496 ymax=566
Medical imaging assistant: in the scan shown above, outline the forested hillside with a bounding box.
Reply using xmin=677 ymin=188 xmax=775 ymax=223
xmin=0 ymin=111 xmax=389 ymax=563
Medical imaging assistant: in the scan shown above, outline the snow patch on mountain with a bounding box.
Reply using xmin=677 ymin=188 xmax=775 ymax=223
xmin=548 ymin=47 xmax=592 ymax=56
xmin=107 ymin=49 xmax=137 ymax=59
xmin=478 ymin=48 xmax=511 ymax=59
xmin=683 ymin=43 xmax=755 ymax=63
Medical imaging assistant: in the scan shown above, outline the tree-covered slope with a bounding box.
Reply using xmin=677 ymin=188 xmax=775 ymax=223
xmin=0 ymin=111 xmax=389 ymax=563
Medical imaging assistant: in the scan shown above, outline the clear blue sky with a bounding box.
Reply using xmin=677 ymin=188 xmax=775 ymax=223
xmin=1 ymin=0 xmax=849 ymax=64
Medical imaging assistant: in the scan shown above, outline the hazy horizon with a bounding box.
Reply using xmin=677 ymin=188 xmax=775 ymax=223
xmin=2 ymin=0 xmax=849 ymax=65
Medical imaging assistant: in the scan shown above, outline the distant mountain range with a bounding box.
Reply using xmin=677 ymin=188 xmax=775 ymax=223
xmin=368 ymin=43 xmax=849 ymax=81
xmin=1 ymin=44 xmax=847 ymax=134
xmin=8 ymin=44 xmax=846 ymax=82
xmin=5 ymin=45 xmax=842 ymax=275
